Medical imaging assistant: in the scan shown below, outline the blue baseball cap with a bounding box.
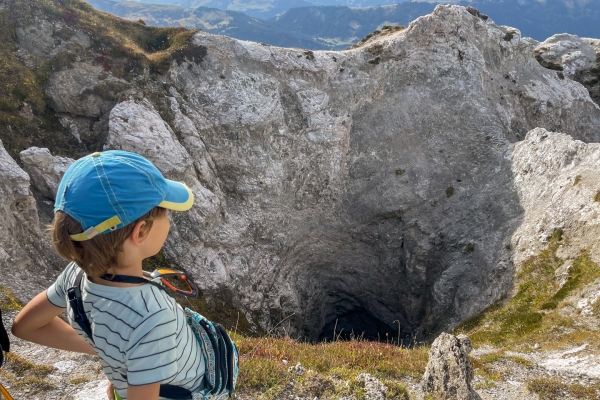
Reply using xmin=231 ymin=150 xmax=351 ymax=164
xmin=54 ymin=150 xmax=194 ymax=241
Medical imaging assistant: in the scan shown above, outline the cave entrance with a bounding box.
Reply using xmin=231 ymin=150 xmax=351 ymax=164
xmin=317 ymin=310 xmax=402 ymax=344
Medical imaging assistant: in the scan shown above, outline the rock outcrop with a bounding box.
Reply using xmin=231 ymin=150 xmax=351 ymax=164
xmin=3 ymin=2 xmax=600 ymax=341
xmin=145 ymin=4 xmax=600 ymax=340
xmin=535 ymin=34 xmax=600 ymax=105
xmin=19 ymin=147 xmax=74 ymax=200
xmin=511 ymin=128 xmax=600 ymax=269
xmin=422 ymin=332 xmax=480 ymax=400
xmin=0 ymin=141 xmax=58 ymax=300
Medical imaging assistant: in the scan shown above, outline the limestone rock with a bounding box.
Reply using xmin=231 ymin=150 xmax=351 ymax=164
xmin=155 ymin=4 xmax=600 ymax=339
xmin=19 ymin=147 xmax=74 ymax=199
xmin=421 ymin=332 xmax=480 ymax=400
xmin=3 ymin=4 xmax=600 ymax=341
xmin=106 ymin=100 xmax=193 ymax=179
xmin=535 ymin=34 xmax=600 ymax=105
xmin=15 ymin=19 xmax=90 ymax=61
xmin=288 ymin=362 xmax=306 ymax=376
xmin=46 ymin=62 xmax=126 ymax=118
xmin=356 ymin=373 xmax=387 ymax=400
xmin=511 ymin=128 xmax=600 ymax=268
xmin=0 ymin=141 xmax=56 ymax=301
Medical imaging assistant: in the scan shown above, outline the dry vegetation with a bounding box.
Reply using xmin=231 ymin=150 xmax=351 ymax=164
xmin=0 ymin=352 xmax=56 ymax=392
xmin=232 ymin=335 xmax=427 ymax=398
xmin=527 ymin=377 xmax=600 ymax=400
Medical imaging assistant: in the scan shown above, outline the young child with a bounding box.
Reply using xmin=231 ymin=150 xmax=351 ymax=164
xmin=12 ymin=150 xmax=205 ymax=400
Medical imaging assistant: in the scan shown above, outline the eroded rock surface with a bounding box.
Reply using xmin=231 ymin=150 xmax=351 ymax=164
xmin=511 ymin=128 xmax=600 ymax=268
xmin=535 ymin=34 xmax=600 ymax=105
xmin=3 ymin=4 xmax=600 ymax=342
xmin=422 ymin=333 xmax=480 ymax=400
xmin=145 ymin=4 xmax=600 ymax=340
xmin=19 ymin=147 xmax=74 ymax=199
xmin=0 ymin=141 xmax=58 ymax=300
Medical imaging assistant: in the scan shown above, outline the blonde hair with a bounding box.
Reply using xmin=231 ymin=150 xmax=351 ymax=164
xmin=50 ymin=207 xmax=167 ymax=277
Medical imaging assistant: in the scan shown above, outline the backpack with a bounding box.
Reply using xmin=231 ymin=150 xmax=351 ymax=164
xmin=67 ymin=270 xmax=239 ymax=399
xmin=1 ymin=308 xmax=16 ymax=400
xmin=0 ymin=308 xmax=9 ymax=367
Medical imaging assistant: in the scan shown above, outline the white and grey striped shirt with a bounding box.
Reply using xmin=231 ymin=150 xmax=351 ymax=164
xmin=47 ymin=262 xmax=205 ymax=399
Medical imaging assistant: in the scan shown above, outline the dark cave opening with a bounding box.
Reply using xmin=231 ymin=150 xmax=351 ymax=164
xmin=317 ymin=309 xmax=404 ymax=344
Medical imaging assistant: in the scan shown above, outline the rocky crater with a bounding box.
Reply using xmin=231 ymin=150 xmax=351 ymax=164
xmin=2 ymin=0 xmax=600 ymax=346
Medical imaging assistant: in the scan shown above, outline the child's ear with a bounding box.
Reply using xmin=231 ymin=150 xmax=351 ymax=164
xmin=129 ymin=220 xmax=149 ymax=244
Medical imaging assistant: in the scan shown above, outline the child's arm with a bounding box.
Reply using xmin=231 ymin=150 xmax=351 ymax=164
xmin=127 ymin=383 xmax=160 ymax=400
xmin=12 ymin=290 xmax=97 ymax=355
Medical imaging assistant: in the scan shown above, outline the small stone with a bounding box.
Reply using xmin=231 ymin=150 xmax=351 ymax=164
xmin=288 ymin=362 xmax=305 ymax=376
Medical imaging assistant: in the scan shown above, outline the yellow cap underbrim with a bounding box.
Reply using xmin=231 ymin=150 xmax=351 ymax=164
xmin=158 ymin=183 xmax=194 ymax=211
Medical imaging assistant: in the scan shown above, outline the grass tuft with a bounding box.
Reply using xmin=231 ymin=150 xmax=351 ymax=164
xmin=528 ymin=377 xmax=600 ymax=399
xmin=70 ymin=376 xmax=91 ymax=385
xmin=4 ymin=352 xmax=55 ymax=376
xmin=0 ymin=287 xmax=25 ymax=311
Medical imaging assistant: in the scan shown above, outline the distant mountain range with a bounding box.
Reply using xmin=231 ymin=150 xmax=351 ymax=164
xmin=86 ymin=0 xmax=600 ymax=50
xmin=125 ymin=0 xmax=406 ymax=19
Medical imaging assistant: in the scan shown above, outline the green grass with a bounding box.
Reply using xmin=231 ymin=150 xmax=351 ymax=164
xmin=455 ymin=230 xmax=600 ymax=349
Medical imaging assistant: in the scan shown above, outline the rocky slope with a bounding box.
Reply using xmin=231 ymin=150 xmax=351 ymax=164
xmin=2 ymin=0 xmax=600 ymax=343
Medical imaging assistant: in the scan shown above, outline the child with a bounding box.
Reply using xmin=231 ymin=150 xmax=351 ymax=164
xmin=12 ymin=150 xmax=205 ymax=400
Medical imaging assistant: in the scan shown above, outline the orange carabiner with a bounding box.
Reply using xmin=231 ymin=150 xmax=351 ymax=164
xmin=0 ymin=382 xmax=15 ymax=400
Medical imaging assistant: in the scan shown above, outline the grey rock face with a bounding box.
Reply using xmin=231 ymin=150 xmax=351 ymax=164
xmin=511 ymin=128 xmax=600 ymax=268
xmin=148 ymin=4 xmax=600 ymax=339
xmin=422 ymin=332 xmax=480 ymax=400
xmin=4 ymin=4 xmax=600 ymax=340
xmin=0 ymin=141 xmax=57 ymax=300
xmin=19 ymin=147 xmax=74 ymax=199
xmin=15 ymin=19 xmax=90 ymax=61
xmin=535 ymin=34 xmax=600 ymax=105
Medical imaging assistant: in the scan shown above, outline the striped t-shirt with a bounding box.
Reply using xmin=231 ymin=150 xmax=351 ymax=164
xmin=47 ymin=262 xmax=205 ymax=400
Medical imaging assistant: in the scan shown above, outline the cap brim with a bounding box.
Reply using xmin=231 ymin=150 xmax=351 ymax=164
xmin=158 ymin=180 xmax=194 ymax=211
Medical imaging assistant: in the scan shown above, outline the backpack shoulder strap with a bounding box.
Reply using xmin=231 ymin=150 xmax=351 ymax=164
xmin=67 ymin=270 xmax=95 ymax=344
